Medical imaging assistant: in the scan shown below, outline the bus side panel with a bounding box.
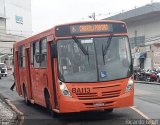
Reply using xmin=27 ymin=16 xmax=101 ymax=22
xmin=19 ymin=68 xmax=27 ymax=95
xmin=30 ymin=67 xmax=39 ymax=103
xmin=14 ymin=51 xmax=22 ymax=95
xmin=38 ymin=69 xmax=48 ymax=107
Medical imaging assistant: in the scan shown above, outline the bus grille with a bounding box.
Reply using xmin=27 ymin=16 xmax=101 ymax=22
xmin=76 ymin=90 xmax=121 ymax=100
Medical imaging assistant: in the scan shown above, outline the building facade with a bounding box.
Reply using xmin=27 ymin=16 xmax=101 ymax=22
xmin=0 ymin=0 xmax=32 ymax=66
xmin=104 ymin=2 xmax=160 ymax=70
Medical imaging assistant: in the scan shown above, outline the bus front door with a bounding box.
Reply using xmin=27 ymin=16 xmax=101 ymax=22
xmin=25 ymin=48 xmax=32 ymax=100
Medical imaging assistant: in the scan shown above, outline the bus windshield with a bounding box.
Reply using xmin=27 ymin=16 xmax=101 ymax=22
xmin=57 ymin=36 xmax=132 ymax=83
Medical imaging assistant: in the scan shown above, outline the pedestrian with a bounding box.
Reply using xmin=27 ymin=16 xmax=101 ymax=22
xmin=10 ymin=82 xmax=15 ymax=91
xmin=10 ymin=72 xmax=15 ymax=91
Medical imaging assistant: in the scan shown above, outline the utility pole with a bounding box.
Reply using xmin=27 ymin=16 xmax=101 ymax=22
xmin=89 ymin=12 xmax=96 ymax=20
xmin=134 ymin=30 xmax=137 ymax=48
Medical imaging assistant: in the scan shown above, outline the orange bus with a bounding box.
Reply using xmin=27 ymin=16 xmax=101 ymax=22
xmin=13 ymin=20 xmax=134 ymax=117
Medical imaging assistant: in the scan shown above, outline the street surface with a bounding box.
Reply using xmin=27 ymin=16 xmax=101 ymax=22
xmin=0 ymin=75 xmax=160 ymax=125
xmin=135 ymin=83 xmax=160 ymax=119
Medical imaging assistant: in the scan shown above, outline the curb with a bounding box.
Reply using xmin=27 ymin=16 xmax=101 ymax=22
xmin=0 ymin=94 xmax=24 ymax=125
xmin=135 ymin=81 xmax=160 ymax=85
xmin=5 ymin=99 xmax=24 ymax=125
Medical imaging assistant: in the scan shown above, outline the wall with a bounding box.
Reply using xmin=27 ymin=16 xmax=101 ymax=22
xmin=0 ymin=19 xmax=6 ymax=33
xmin=126 ymin=14 xmax=160 ymax=70
xmin=0 ymin=0 xmax=32 ymax=57
xmin=0 ymin=0 xmax=5 ymax=17
xmin=5 ymin=0 xmax=32 ymax=37
xmin=127 ymin=15 xmax=160 ymax=45
xmin=151 ymin=44 xmax=160 ymax=69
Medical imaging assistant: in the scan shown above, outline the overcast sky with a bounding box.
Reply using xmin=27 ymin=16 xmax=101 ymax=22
xmin=31 ymin=0 xmax=159 ymax=34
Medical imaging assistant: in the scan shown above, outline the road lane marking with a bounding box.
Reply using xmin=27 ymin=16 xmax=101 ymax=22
xmin=130 ymin=106 xmax=149 ymax=120
xmin=130 ymin=106 xmax=158 ymax=125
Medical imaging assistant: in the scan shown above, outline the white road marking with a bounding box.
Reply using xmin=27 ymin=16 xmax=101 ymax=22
xmin=130 ymin=106 xmax=149 ymax=120
xmin=130 ymin=106 xmax=158 ymax=125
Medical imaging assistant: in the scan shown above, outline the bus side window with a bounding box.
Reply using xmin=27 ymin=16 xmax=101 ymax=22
xmin=40 ymin=38 xmax=47 ymax=68
xmin=33 ymin=41 xmax=40 ymax=68
xmin=31 ymin=42 xmax=34 ymax=65
xmin=19 ymin=46 xmax=25 ymax=68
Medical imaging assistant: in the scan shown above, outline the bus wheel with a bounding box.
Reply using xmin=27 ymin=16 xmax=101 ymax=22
xmin=23 ymin=86 xmax=31 ymax=106
xmin=104 ymin=108 xmax=113 ymax=113
xmin=45 ymin=92 xmax=58 ymax=118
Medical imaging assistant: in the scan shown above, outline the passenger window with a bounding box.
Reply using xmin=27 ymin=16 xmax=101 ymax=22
xmin=31 ymin=42 xmax=34 ymax=65
xmin=19 ymin=46 xmax=25 ymax=68
xmin=40 ymin=38 xmax=47 ymax=68
xmin=33 ymin=41 xmax=40 ymax=68
xmin=31 ymin=39 xmax=47 ymax=68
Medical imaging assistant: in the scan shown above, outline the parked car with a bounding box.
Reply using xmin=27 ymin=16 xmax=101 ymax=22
xmin=0 ymin=63 xmax=8 ymax=77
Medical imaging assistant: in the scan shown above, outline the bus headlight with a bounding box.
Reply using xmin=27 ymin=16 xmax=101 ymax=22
xmin=59 ymin=82 xmax=72 ymax=97
xmin=125 ymin=78 xmax=134 ymax=93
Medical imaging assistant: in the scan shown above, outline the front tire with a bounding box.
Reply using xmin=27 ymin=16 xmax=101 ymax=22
xmin=45 ymin=92 xmax=58 ymax=118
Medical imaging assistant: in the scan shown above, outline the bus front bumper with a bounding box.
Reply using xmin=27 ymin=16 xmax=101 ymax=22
xmin=58 ymin=90 xmax=134 ymax=113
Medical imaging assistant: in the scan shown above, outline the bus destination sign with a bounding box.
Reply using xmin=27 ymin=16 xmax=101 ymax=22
xmin=55 ymin=22 xmax=127 ymax=37
xmin=70 ymin=24 xmax=109 ymax=34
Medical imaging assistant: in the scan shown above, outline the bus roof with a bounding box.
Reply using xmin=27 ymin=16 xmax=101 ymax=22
xmin=55 ymin=20 xmax=126 ymax=27
xmin=13 ymin=20 xmax=126 ymax=47
xmin=13 ymin=28 xmax=54 ymax=47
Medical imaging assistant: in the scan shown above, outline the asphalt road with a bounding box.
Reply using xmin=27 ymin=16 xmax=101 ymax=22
xmin=135 ymin=83 xmax=160 ymax=119
xmin=0 ymin=75 xmax=160 ymax=125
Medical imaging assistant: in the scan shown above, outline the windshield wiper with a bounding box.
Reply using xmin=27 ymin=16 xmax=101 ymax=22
xmin=102 ymin=35 xmax=113 ymax=64
xmin=72 ymin=36 xmax=88 ymax=55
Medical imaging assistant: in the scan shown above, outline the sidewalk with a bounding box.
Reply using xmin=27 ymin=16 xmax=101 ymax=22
xmin=0 ymin=94 xmax=18 ymax=125
xmin=135 ymin=80 xmax=160 ymax=85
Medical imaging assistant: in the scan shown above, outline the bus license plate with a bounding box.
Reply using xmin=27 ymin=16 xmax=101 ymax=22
xmin=94 ymin=102 xmax=105 ymax=107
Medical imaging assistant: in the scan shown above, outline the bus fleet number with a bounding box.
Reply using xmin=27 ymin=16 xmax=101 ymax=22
xmin=72 ymin=88 xmax=91 ymax=94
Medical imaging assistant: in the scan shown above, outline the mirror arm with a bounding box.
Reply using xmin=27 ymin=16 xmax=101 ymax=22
xmin=51 ymin=43 xmax=58 ymax=58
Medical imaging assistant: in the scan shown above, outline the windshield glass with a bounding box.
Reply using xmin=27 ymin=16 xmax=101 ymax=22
xmin=0 ymin=64 xmax=6 ymax=68
xmin=57 ymin=36 xmax=132 ymax=82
